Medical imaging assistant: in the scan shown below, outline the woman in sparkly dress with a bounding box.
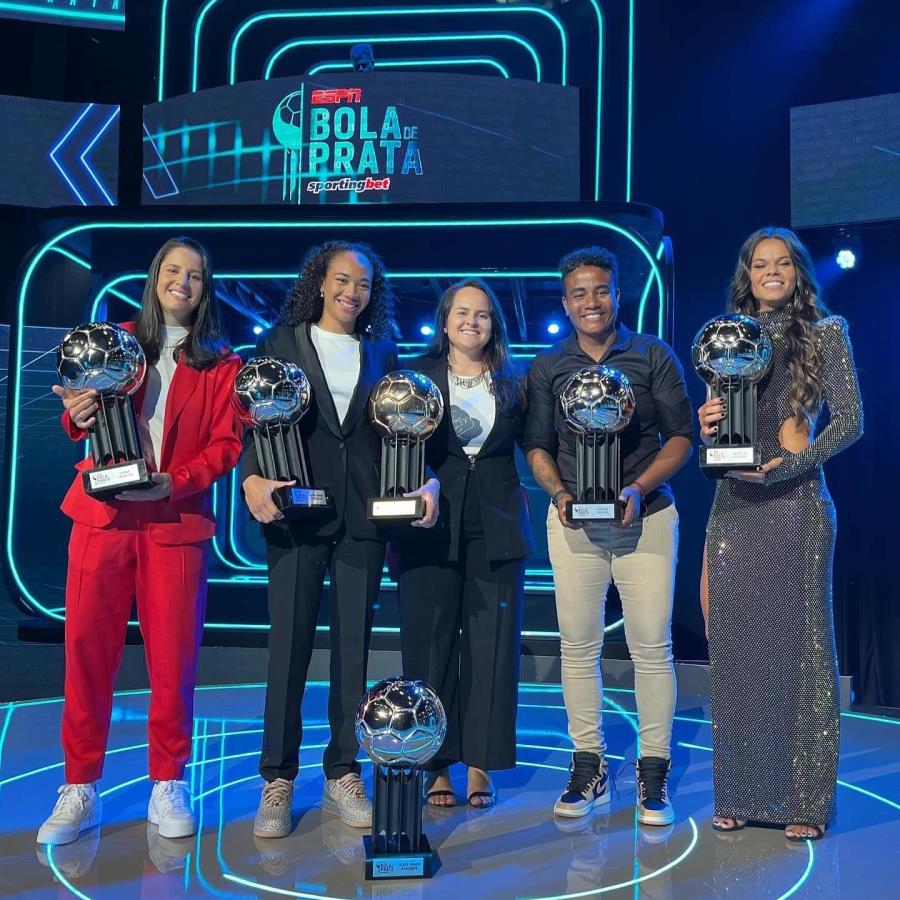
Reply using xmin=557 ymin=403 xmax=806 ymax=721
xmin=698 ymin=227 xmax=863 ymax=841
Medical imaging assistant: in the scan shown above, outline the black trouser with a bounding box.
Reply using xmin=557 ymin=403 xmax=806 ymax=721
xmin=397 ymin=474 xmax=525 ymax=771
xmin=259 ymin=526 xmax=385 ymax=782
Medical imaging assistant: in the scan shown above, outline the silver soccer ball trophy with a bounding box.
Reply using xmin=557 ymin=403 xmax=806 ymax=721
xmin=691 ymin=314 xmax=773 ymax=384
xmin=231 ymin=356 xmax=311 ymax=427
xmin=560 ymin=365 xmax=636 ymax=434
xmin=57 ymin=322 xmax=147 ymax=395
xmin=369 ymin=370 xmax=444 ymax=438
xmin=355 ymin=677 xmax=447 ymax=768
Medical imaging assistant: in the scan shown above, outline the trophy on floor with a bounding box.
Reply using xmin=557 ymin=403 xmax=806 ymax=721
xmin=559 ymin=365 xmax=635 ymax=522
xmin=356 ymin=677 xmax=447 ymax=880
xmin=692 ymin=314 xmax=773 ymax=477
xmin=367 ymin=370 xmax=443 ymax=521
xmin=57 ymin=322 xmax=152 ymax=499
xmin=231 ymin=356 xmax=330 ymax=516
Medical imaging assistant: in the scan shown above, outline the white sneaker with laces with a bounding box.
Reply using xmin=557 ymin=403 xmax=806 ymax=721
xmin=322 ymin=772 xmax=373 ymax=828
xmin=148 ymin=780 xmax=196 ymax=839
xmin=37 ymin=783 xmax=101 ymax=846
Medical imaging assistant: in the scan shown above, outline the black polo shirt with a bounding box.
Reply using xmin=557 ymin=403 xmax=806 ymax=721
xmin=523 ymin=326 xmax=694 ymax=514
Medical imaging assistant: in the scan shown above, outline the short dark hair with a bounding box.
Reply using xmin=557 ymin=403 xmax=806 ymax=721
xmin=559 ymin=246 xmax=619 ymax=293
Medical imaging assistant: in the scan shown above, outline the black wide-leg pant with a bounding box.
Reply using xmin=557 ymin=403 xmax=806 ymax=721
xmin=259 ymin=526 xmax=385 ymax=782
xmin=397 ymin=486 xmax=525 ymax=772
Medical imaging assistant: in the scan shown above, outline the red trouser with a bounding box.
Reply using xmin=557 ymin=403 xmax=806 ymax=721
xmin=61 ymin=521 xmax=208 ymax=783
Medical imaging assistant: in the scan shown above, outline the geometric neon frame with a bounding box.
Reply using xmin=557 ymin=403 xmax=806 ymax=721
xmin=7 ymin=216 xmax=665 ymax=633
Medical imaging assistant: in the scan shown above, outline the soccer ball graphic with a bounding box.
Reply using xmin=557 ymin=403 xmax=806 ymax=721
xmin=369 ymin=370 xmax=444 ymax=438
xmin=560 ymin=366 xmax=635 ymax=434
xmin=355 ymin=677 xmax=447 ymax=769
xmin=272 ymin=91 xmax=305 ymax=151
xmin=231 ymin=356 xmax=311 ymax=427
xmin=691 ymin=314 xmax=773 ymax=384
xmin=57 ymin=322 xmax=146 ymax=395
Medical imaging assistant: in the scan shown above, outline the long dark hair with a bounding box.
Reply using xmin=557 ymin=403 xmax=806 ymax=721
xmin=134 ymin=237 xmax=230 ymax=370
xmin=278 ymin=240 xmax=395 ymax=340
xmin=729 ymin=227 xmax=830 ymax=426
xmin=426 ymin=278 xmax=524 ymax=414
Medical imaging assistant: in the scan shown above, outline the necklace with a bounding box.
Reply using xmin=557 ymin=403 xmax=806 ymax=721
xmin=447 ymin=358 xmax=486 ymax=389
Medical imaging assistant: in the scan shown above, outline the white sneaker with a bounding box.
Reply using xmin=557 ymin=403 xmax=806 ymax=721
xmin=322 ymin=772 xmax=373 ymax=828
xmin=148 ymin=780 xmax=196 ymax=839
xmin=37 ymin=783 xmax=101 ymax=845
xmin=254 ymin=778 xmax=294 ymax=839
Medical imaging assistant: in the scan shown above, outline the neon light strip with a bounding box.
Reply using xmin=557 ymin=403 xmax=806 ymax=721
xmin=8 ymin=217 xmax=665 ymax=622
xmin=308 ymin=56 xmax=511 ymax=78
xmin=79 ymin=106 xmax=119 ymax=206
xmin=225 ymin=4 xmax=567 ymax=89
xmin=636 ymin=240 xmax=667 ymax=335
xmin=263 ymin=33 xmax=544 ymax=84
xmin=48 ymin=103 xmax=94 ymax=207
xmin=0 ymin=2 xmax=123 ymax=26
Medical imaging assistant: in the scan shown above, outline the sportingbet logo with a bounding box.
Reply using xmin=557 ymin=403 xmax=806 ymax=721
xmin=307 ymin=176 xmax=390 ymax=195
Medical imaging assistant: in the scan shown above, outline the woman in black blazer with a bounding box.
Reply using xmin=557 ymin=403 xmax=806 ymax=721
xmin=241 ymin=241 xmax=438 ymax=838
xmin=397 ymin=278 xmax=531 ymax=808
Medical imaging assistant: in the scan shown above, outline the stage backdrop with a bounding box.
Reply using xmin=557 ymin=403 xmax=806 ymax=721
xmin=142 ymin=73 xmax=580 ymax=205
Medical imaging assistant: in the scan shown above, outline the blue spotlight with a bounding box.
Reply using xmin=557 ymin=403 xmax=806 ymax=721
xmin=252 ymin=325 xmax=264 ymax=335
xmin=835 ymin=248 xmax=856 ymax=270
xmin=547 ymin=321 xmax=561 ymax=335
xmin=420 ymin=324 xmax=434 ymax=336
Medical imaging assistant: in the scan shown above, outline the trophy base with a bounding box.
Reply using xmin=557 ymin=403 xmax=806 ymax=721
xmin=566 ymin=499 xmax=622 ymax=523
xmin=273 ymin=485 xmax=331 ymax=518
xmin=364 ymin=834 xmax=439 ymax=880
xmin=700 ymin=444 xmax=761 ymax=479
xmin=83 ymin=459 xmax=152 ymax=499
xmin=367 ymin=496 xmax=426 ymax=521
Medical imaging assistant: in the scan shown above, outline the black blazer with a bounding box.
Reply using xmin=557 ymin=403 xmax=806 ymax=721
xmin=240 ymin=322 xmax=398 ymax=542
xmin=395 ymin=354 xmax=532 ymax=563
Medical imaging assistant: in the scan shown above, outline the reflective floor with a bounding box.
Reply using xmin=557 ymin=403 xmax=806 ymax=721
xmin=1 ymin=683 xmax=899 ymax=898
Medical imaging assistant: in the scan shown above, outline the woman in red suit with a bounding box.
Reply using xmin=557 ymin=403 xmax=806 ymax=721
xmin=37 ymin=237 xmax=243 ymax=846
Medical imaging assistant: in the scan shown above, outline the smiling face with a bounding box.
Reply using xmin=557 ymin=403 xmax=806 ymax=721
xmin=317 ymin=250 xmax=372 ymax=334
xmin=445 ymin=286 xmax=493 ymax=359
xmin=155 ymin=245 xmax=204 ymax=327
xmin=562 ymin=265 xmax=619 ymax=340
xmin=749 ymin=238 xmax=797 ymax=311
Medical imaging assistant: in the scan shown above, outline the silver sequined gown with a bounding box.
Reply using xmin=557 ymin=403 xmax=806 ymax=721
xmin=706 ymin=308 xmax=863 ymax=826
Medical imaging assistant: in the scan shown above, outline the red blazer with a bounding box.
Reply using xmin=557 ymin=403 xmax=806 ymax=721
xmin=60 ymin=328 xmax=243 ymax=546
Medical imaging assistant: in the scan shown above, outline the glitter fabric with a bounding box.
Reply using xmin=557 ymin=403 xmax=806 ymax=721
xmin=706 ymin=308 xmax=863 ymax=826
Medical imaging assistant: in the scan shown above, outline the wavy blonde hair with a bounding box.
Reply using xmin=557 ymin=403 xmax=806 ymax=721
xmin=729 ymin=227 xmax=830 ymax=426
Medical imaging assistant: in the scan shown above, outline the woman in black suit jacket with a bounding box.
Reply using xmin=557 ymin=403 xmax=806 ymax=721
xmin=397 ymin=278 xmax=531 ymax=808
xmin=241 ymin=241 xmax=438 ymax=838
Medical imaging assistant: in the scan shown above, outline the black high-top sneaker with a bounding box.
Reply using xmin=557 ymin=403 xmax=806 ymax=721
xmin=553 ymin=751 xmax=610 ymax=818
xmin=636 ymin=756 xmax=674 ymax=826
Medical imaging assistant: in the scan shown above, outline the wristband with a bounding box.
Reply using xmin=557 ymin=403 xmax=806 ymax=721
xmin=550 ymin=488 xmax=570 ymax=508
xmin=631 ymin=480 xmax=648 ymax=499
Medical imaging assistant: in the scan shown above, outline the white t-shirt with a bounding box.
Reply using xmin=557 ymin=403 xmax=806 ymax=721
xmin=139 ymin=325 xmax=188 ymax=468
xmin=311 ymin=325 xmax=361 ymax=425
xmin=449 ymin=374 xmax=495 ymax=457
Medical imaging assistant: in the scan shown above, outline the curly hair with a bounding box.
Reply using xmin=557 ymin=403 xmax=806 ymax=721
xmin=559 ymin=246 xmax=619 ymax=293
xmin=425 ymin=278 xmax=525 ymax=414
xmin=729 ymin=227 xmax=831 ymax=426
xmin=278 ymin=240 xmax=395 ymax=339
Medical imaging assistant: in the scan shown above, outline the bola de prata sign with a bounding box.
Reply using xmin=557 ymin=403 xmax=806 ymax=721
xmin=142 ymin=72 xmax=580 ymax=205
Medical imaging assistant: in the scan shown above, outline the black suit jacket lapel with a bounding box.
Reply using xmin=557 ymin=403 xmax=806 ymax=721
xmin=341 ymin=334 xmax=374 ymax=436
xmin=295 ymin=322 xmax=343 ymax=440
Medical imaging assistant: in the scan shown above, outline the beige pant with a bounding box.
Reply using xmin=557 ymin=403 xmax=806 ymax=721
xmin=546 ymin=503 xmax=679 ymax=759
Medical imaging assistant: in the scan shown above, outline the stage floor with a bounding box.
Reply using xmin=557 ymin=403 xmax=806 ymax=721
xmin=1 ymin=683 xmax=898 ymax=898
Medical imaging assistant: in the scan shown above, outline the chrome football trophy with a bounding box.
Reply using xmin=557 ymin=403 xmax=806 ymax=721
xmin=560 ymin=365 xmax=635 ymax=522
xmin=367 ymin=370 xmax=443 ymax=521
xmin=692 ymin=314 xmax=773 ymax=476
xmin=57 ymin=322 xmax=152 ymax=499
xmin=231 ymin=356 xmax=330 ymax=516
xmin=356 ymin=677 xmax=447 ymax=880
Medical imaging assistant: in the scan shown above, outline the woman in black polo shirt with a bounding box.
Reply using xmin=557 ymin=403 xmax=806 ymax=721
xmin=396 ymin=278 xmax=530 ymax=808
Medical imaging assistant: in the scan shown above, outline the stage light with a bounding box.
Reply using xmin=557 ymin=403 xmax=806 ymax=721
xmin=547 ymin=321 xmax=561 ymax=335
xmin=252 ymin=325 xmax=264 ymax=335
xmin=420 ymin=324 xmax=434 ymax=336
xmin=832 ymin=230 xmax=861 ymax=270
